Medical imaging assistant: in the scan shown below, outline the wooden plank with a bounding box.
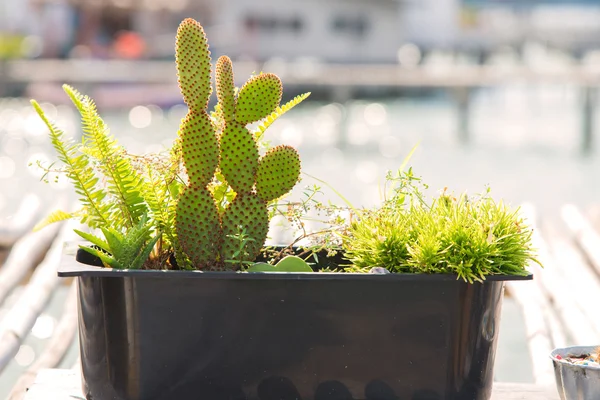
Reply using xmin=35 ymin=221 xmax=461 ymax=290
xmin=504 ymin=204 xmax=559 ymax=387
xmin=0 ymin=222 xmax=79 ymax=374
xmin=561 ymin=203 xmax=600 ymax=277
xmin=0 ymin=194 xmax=42 ymax=248
xmin=542 ymin=216 xmax=600 ymax=338
xmin=8 ymin=281 xmax=78 ymax=400
xmin=0 ymin=222 xmax=61 ymax=306
xmin=516 ymin=206 xmax=600 ymax=345
xmin=22 ymin=369 xmax=559 ymax=400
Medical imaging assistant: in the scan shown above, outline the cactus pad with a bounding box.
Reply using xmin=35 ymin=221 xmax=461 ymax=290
xmin=175 ymin=186 xmax=222 ymax=267
xmin=216 ymin=56 xmax=236 ymax=122
xmin=222 ymin=193 xmax=269 ymax=264
xmin=219 ymin=122 xmax=259 ymax=194
xmin=255 ymin=145 xmax=301 ymax=202
xmin=175 ymin=18 xmax=212 ymax=112
xmin=235 ymin=73 xmax=282 ymax=124
xmin=179 ymin=111 xmax=219 ymax=187
xmin=172 ymin=17 xmax=305 ymax=270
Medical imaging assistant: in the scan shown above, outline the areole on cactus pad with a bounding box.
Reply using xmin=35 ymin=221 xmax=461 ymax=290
xmin=174 ymin=18 xmax=302 ymax=270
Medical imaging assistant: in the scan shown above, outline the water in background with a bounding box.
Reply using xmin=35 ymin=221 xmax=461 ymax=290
xmin=1 ymin=81 xmax=599 ymax=394
xmin=1 ymin=83 xmax=599 ymax=219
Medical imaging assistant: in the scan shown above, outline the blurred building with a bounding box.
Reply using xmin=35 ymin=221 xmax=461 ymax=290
xmin=209 ymin=0 xmax=404 ymax=64
xmin=3 ymin=0 xmax=407 ymax=63
xmin=4 ymin=0 xmax=600 ymax=62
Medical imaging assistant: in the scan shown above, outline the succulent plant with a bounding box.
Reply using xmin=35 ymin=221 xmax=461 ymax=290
xmin=174 ymin=18 xmax=301 ymax=270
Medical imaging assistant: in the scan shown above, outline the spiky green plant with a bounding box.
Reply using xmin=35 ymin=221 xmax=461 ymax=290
xmin=174 ymin=19 xmax=302 ymax=270
xmin=74 ymin=214 xmax=160 ymax=270
xmin=341 ymin=169 xmax=541 ymax=282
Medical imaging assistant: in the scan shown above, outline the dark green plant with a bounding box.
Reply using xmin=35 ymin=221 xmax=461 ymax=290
xmin=342 ymin=168 xmax=541 ymax=282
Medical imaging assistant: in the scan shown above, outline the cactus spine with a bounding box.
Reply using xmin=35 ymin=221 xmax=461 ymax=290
xmin=174 ymin=18 xmax=301 ymax=270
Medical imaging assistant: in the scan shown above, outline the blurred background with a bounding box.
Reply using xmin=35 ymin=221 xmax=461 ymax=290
xmin=2 ymin=0 xmax=600 ymax=395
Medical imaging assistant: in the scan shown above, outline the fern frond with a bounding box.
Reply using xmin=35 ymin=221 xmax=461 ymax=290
xmin=143 ymin=167 xmax=168 ymax=224
xmin=253 ymin=92 xmax=311 ymax=141
xmin=63 ymin=84 xmax=148 ymax=228
xmin=33 ymin=209 xmax=77 ymax=231
xmin=31 ymin=100 xmax=110 ymax=228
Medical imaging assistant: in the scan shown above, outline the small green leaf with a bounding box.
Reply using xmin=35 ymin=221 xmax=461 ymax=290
xmin=246 ymin=256 xmax=313 ymax=273
xmin=274 ymin=255 xmax=313 ymax=272
xmin=246 ymin=262 xmax=278 ymax=272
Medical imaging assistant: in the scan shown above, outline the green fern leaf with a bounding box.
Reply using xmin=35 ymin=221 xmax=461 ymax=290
xmin=63 ymin=84 xmax=148 ymax=229
xmin=33 ymin=209 xmax=77 ymax=231
xmin=31 ymin=100 xmax=110 ymax=228
xmin=253 ymin=92 xmax=311 ymax=141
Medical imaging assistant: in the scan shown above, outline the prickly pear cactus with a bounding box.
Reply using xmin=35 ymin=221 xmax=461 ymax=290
xmin=216 ymin=55 xmax=301 ymax=263
xmin=174 ymin=19 xmax=223 ymax=268
xmin=174 ymin=18 xmax=301 ymax=270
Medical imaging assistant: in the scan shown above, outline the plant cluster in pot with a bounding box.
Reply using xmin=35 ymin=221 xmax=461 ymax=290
xmin=31 ymin=18 xmax=540 ymax=400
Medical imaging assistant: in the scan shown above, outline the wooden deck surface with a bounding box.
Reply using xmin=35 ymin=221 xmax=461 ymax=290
xmin=22 ymin=369 xmax=559 ymax=400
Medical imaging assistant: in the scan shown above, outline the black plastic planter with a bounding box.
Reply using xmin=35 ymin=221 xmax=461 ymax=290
xmin=59 ymin=248 xmax=532 ymax=400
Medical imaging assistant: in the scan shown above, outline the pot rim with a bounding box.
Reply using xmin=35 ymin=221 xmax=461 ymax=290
xmin=58 ymin=246 xmax=534 ymax=281
xmin=550 ymin=345 xmax=600 ymax=370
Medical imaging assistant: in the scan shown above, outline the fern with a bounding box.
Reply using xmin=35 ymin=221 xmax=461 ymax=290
xmin=31 ymin=100 xmax=110 ymax=229
xmin=33 ymin=209 xmax=79 ymax=232
xmin=253 ymin=92 xmax=311 ymax=141
xmin=64 ymin=84 xmax=148 ymax=229
xmin=143 ymin=166 xmax=169 ymax=233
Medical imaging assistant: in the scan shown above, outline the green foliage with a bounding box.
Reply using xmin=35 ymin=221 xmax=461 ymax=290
xmin=31 ymin=98 xmax=111 ymax=229
xmin=75 ymin=214 xmax=160 ymax=270
xmin=253 ymin=92 xmax=311 ymax=142
xmin=223 ymin=226 xmax=257 ymax=269
xmin=33 ymin=209 xmax=77 ymax=232
xmin=32 ymin=85 xmax=184 ymax=270
xmin=342 ymin=169 xmax=541 ymax=282
xmin=246 ymin=256 xmax=313 ymax=272
xmin=64 ymin=85 xmax=148 ymax=228
xmin=32 ymin=17 xmax=311 ymax=272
